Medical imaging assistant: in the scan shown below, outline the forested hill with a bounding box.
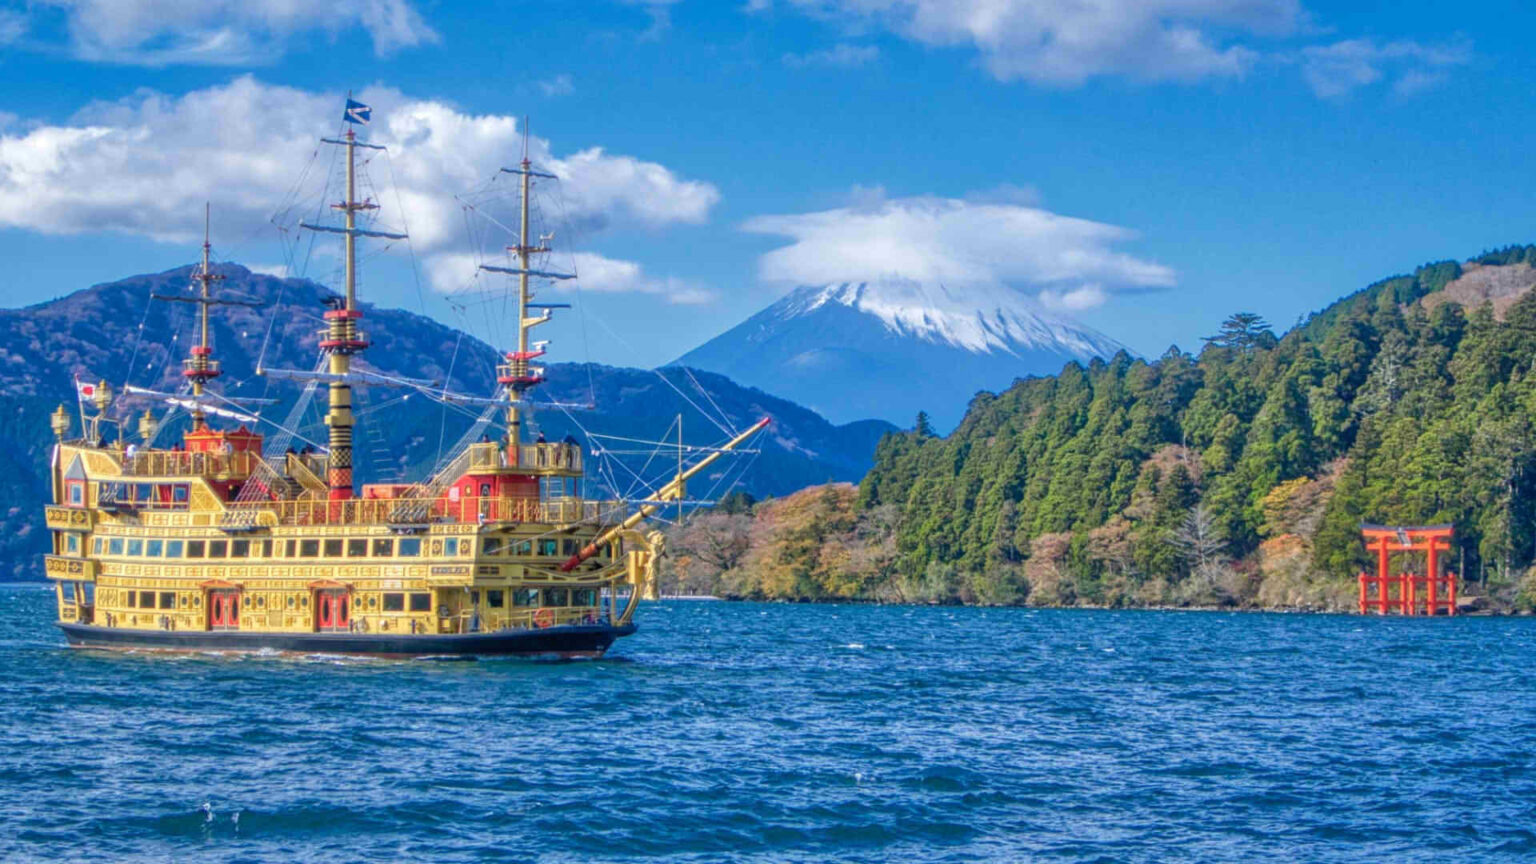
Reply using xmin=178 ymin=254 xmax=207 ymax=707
xmin=817 ymin=246 xmax=1536 ymax=608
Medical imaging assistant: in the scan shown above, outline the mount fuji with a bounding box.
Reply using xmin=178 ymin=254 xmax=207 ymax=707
xmin=671 ymin=279 xmax=1130 ymax=430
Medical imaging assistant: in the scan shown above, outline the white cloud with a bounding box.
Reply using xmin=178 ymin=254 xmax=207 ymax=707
xmin=423 ymin=250 xmax=711 ymax=305
xmin=742 ymin=194 xmax=1172 ymax=308
xmin=1300 ymin=38 xmax=1471 ymax=99
xmin=783 ymin=43 xmax=880 ymax=68
xmin=537 ymin=74 xmax=576 ymax=97
xmin=0 ymin=76 xmax=718 ymax=245
xmin=765 ymin=0 xmax=1301 ymax=85
xmin=0 ymin=9 xmax=26 ymax=44
xmin=568 ymin=252 xmax=715 ymax=305
xmin=621 ymin=0 xmax=683 ymax=40
xmin=0 ymin=77 xmax=719 ymax=304
xmin=32 ymin=0 xmax=437 ymax=65
xmin=248 ymin=263 xmax=290 ymax=278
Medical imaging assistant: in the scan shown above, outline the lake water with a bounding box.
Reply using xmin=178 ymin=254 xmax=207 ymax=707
xmin=2 ymin=584 xmax=1535 ymax=862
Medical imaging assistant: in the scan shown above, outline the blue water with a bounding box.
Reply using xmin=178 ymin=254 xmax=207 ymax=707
xmin=3 ymin=585 xmax=1536 ymax=863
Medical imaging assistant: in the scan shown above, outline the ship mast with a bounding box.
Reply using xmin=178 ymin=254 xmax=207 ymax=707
xmin=481 ymin=122 xmax=573 ymax=463
xmin=293 ymin=96 xmax=406 ymax=500
xmin=184 ymin=204 xmax=225 ymax=430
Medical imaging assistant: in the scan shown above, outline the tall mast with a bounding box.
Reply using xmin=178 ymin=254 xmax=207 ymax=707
xmin=482 ymin=120 xmax=574 ymax=464
xmin=321 ymin=124 xmax=365 ymax=499
xmin=293 ymin=96 xmax=405 ymax=499
xmin=184 ymin=203 xmax=224 ymax=429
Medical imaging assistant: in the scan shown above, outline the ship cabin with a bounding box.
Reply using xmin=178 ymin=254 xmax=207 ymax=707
xmin=46 ymin=407 xmax=627 ymax=643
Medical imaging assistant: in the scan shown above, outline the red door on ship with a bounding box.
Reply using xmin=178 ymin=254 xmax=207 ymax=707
xmin=316 ymin=589 xmax=350 ymax=632
xmin=208 ymin=590 xmax=239 ymax=630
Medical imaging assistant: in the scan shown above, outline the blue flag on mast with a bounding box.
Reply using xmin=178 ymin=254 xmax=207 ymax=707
xmin=343 ymin=99 xmax=371 ymax=125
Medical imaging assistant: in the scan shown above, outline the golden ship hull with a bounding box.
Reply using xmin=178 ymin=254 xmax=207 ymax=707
xmin=44 ymin=439 xmax=663 ymax=659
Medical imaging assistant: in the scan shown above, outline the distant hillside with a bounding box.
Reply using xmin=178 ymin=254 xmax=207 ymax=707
xmin=669 ymin=246 xmax=1536 ymax=610
xmin=0 ymin=264 xmax=892 ymax=579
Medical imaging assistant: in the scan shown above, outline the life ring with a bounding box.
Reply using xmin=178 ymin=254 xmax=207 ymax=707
xmin=533 ymin=608 xmax=554 ymax=628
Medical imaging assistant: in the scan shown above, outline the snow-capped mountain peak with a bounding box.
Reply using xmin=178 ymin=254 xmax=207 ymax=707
xmin=781 ymin=278 xmax=1125 ymax=358
xmin=672 ymin=277 xmax=1130 ymax=429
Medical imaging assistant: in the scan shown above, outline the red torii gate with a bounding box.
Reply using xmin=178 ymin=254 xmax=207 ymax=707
xmin=1357 ymin=524 xmax=1457 ymax=616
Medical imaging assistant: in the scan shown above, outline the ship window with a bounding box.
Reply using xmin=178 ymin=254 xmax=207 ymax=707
xmin=397 ymin=538 xmax=422 ymax=557
xmin=92 ymin=537 xmax=103 ymax=555
xmin=127 ymin=539 xmax=144 ymax=556
xmin=544 ymin=588 xmax=569 ymax=607
xmin=515 ymin=540 xmax=532 ymax=556
xmin=67 ymin=482 xmax=84 ymax=505
xmin=561 ymin=539 xmax=577 ymax=556
xmin=513 ymin=589 xmax=537 ymax=607
xmin=108 ymin=538 xmax=124 ymax=556
xmin=347 ymin=539 xmax=367 ymax=558
xmin=408 ymin=592 xmax=431 ymax=612
xmin=173 ymin=485 xmax=189 ymax=503
xmin=300 ymin=540 xmax=319 ymax=558
xmin=539 ymin=539 xmax=558 ymax=557
xmin=572 ymin=588 xmax=596 ymax=607
xmin=65 ymin=533 xmax=80 ymax=554
xmin=146 ymin=539 xmax=163 ymax=557
xmin=262 ymin=539 xmax=273 ymax=558
xmin=140 ymin=591 xmax=156 ymax=609
xmin=231 ymin=539 xmax=250 ymax=558
xmin=482 ymin=537 xmax=503 ymax=555
xmin=209 ymin=540 xmax=228 ymax=558
xmin=123 ymin=589 xmax=135 ymax=607
xmin=166 ymin=540 xmax=183 ymax=558
xmin=372 ymin=538 xmax=393 ymax=557
xmin=479 ymin=483 xmax=491 ymax=497
xmin=134 ymin=484 xmax=151 ymax=503
xmin=382 ymin=592 xmax=405 ymax=612
xmin=486 ymin=589 xmax=504 ymax=608
xmin=159 ymin=591 xmax=175 ymax=609
xmin=186 ymin=540 xmax=205 ymax=558
xmin=286 ymin=540 xmax=297 ymax=557
xmin=324 ymin=539 xmax=343 ymax=558
xmin=444 ymin=538 xmax=459 ymax=557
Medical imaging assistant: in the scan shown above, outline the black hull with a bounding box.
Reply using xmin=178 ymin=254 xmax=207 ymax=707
xmin=57 ymin=621 xmax=636 ymax=658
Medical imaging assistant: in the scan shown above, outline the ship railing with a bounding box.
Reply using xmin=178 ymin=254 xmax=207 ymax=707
xmin=225 ymin=496 xmax=623 ymax=527
xmin=182 ymin=358 xmax=222 ymax=377
xmin=515 ymin=442 xmax=582 ymax=473
xmin=462 ymin=441 xmax=583 ymax=474
xmin=121 ymin=450 xmax=258 ymax=478
xmin=484 ymin=607 xmax=606 ymax=633
xmin=283 ymin=453 xmax=330 ymax=495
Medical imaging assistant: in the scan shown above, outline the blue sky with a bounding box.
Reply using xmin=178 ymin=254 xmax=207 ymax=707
xmin=0 ymin=0 xmax=1533 ymax=370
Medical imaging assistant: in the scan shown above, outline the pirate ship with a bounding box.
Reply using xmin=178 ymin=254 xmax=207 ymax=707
xmin=41 ymin=100 xmax=766 ymax=657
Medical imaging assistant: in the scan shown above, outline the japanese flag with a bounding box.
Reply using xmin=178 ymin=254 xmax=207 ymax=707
xmin=75 ymin=379 xmax=95 ymax=401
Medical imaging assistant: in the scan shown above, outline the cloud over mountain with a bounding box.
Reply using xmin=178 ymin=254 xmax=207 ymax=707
xmin=742 ymin=194 xmax=1173 ymax=309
